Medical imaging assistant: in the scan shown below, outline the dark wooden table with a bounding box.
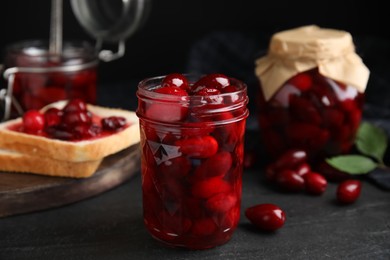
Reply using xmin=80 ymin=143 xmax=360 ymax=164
xmin=1 ymin=166 xmax=389 ymax=259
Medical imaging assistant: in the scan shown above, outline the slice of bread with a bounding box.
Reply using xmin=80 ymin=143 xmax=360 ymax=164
xmin=0 ymin=101 xmax=140 ymax=162
xmin=0 ymin=149 xmax=102 ymax=178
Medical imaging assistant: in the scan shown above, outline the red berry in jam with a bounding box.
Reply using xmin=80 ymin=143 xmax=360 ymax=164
xmin=245 ymin=204 xmax=286 ymax=231
xmin=145 ymin=102 xmax=188 ymax=123
xmin=63 ymin=98 xmax=87 ymax=113
xmin=274 ymin=149 xmax=307 ymax=170
xmin=23 ymin=110 xmax=45 ymax=133
xmin=101 ymin=116 xmax=127 ymax=131
xmin=190 ymin=218 xmax=218 ymax=237
xmin=62 ymin=111 xmax=92 ymax=126
xmin=289 ymin=95 xmax=322 ymax=125
xmin=156 ymin=211 xmax=192 ymax=236
xmin=181 ymin=121 xmax=215 ymax=137
xmin=323 ymin=108 xmax=344 ymax=128
xmin=191 ymin=73 xmax=230 ymax=93
xmin=45 ymin=124 xmax=75 ymax=140
xmin=337 ymin=179 xmax=362 ymax=204
xmin=304 ymin=172 xmax=327 ymax=195
xmin=191 ymin=177 xmax=231 ymax=199
xmin=147 ymin=87 xmax=189 ymax=123
xmin=44 ymin=107 xmax=63 ymax=127
xmin=73 ymin=123 xmax=102 ymax=139
xmin=158 ymin=156 xmax=192 ymax=179
xmin=288 ymin=72 xmax=312 ymax=91
xmin=155 ymin=86 xmax=188 ymax=96
xmin=194 ymin=87 xmax=221 ymax=96
xmin=222 ymin=85 xmax=238 ymax=93
xmin=274 ymin=169 xmax=305 ymax=192
xmin=220 ymin=206 xmax=240 ymax=230
xmin=175 ymin=135 xmax=218 ymax=158
xmin=162 ymin=73 xmax=189 ymax=91
xmin=311 ymin=83 xmax=337 ymax=107
xmin=193 ymin=151 xmax=232 ymax=179
xmin=205 ymin=192 xmax=237 ymax=213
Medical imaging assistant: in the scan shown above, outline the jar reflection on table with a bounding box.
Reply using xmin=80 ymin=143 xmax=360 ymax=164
xmin=136 ymin=75 xmax=249 ymax=249
xmin=2 ymin=40 xmax=97 ymax=116
xmin=257 ymin=68 xmax=365 ymax=163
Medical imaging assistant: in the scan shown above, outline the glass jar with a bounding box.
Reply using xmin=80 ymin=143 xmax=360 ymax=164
xmin=257 ymin=68 xmax=364 ymax=162
xmin=2 ymin=40 xmax=97 ymax=119
xmin=255 ymin=26 xmax=370 ymax=163
xmin=136 ymin=75 xmax=249 ymax=249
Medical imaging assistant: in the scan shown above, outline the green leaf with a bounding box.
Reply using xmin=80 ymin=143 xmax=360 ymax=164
xmin=355 ymin=122 xmax=388 ymax=163
xmin=326 ymin=155 xmax=378 ymax=175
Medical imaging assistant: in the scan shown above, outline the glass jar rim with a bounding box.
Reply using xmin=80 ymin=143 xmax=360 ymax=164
xmin=4 ymin=40 xmax=98 ymax=65
xmin=136 ymin=74 xmax=249 ymax=125
xmin=137 ymin=74 xmax=247 ymax=101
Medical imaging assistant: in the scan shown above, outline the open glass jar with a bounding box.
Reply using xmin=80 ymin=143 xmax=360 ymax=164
xmin=136 ymin=74 xmax=249 ymax=249
xmin=255 ymin=26 xmax=370 ymax=163
xmin=257 ymin=68 xmax=365 ymax=161
xmin=0 ymin=0 xmax=152 ymax=121
xmin=1 ymin=40 xmax=98 ymax=119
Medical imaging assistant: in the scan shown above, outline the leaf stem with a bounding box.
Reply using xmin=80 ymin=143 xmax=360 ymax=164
xmin=377 ymin=162 xmax=389 ymax=170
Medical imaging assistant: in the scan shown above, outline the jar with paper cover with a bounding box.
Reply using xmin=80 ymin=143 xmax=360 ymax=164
xmin=255 ymin=25 xmax=370 ymax=163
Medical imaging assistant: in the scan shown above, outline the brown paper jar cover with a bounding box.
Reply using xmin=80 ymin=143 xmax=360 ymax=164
xmin=255 ymin=25 xmax=370 ymax=101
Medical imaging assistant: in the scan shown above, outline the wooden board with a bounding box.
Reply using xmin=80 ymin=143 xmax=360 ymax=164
xmin=0 ymin=144 xmax=140 ymax=218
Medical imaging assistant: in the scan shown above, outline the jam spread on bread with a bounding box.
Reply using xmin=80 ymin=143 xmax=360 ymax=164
xmin=8 ymin=99 xmax=128 ymax=141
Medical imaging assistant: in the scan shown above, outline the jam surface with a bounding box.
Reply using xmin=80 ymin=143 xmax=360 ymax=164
xmin=8 ymin=99 xmax=129 ymax=142
xmin=7 ymin=116 xmax=129 ymax=142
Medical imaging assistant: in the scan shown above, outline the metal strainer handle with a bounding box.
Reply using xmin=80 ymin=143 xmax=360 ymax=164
xmin=70 ymin=0 xmax=151 ymax=61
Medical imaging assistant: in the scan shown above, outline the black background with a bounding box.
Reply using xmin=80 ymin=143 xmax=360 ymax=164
xmin=1 ymin=0 xmax=389 ymax=84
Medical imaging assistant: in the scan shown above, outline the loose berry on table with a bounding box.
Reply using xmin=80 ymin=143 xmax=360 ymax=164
xmin=337 ymin=179 xmax=362 ymax=204
xmin=245 ymin=204 xmax=286 ymax=231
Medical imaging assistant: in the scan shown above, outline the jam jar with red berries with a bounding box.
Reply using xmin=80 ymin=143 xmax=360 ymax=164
xmin=255 ymin=25 xmax=370 ymax=163
xmin=136 ymin=73 xmax=249 ymax=249
xmin=1 ymin=40 xmax=97 ymax=120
